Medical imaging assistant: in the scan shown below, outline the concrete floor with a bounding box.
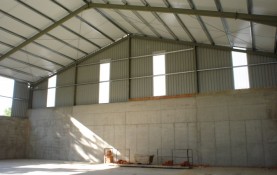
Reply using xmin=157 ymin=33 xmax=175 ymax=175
xmin=0 ymin=160 xmax=276 ymax=175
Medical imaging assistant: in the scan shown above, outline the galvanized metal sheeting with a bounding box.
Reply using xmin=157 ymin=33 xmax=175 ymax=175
xmin=31 ymin=38 xmax=277 ymax=109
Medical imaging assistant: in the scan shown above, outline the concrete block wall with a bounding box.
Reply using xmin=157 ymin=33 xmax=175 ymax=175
xmin=28 ymin=88 xmax=277 ymax=167
xmin=0 ymin=117 xmax=28 ymax=159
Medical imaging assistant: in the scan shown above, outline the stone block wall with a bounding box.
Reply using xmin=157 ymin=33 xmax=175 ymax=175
xmin=0 ymin=117 xmax=28 ymax=159
xmin=28 ymin=88 xmax=277 ymax=167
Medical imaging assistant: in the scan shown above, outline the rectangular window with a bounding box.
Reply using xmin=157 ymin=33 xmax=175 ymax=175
xmin=0 ymin=76 xmax=14 ymax=116
xmin=99 ymin=63 xmax=110 ymax=103
xmin=153 ymin=54 xmax=166 ymax=96
xmin=47 ymin=75 xmax=57 ymax=107
xmin=232 ymin=49 xmax=250 ymax=89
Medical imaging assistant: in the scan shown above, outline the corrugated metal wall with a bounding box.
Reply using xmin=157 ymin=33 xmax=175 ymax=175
xmin=31 ymin=36 xmax=277 ymax=109
xmin=166 ymin=48 xmax=196 ymax=95
xmin=197 ymin=47 xmax=233 ymax=93
xmin=76 ymin=39 xmax=129 ymax=105
xmin=11 ymin=81 xmax=29 ymax=117
xmin=248 ymin=54 xmax=277 ymax=88
xmin=110 ymin=60 xmax=129 ymax=102
xmin=32 ymin=81 xmax=47 ymax=108
xmin=130 ymin=38 xmax=196 ymax=98
xmin=130 ymin=56 xmax=153 ymax=98
xmin=55 ymin=67 xmax=75 ymax=107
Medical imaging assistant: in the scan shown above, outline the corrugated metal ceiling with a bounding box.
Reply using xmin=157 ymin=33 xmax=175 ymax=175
xmin=0 ymin=0 xmax=276 ymax=83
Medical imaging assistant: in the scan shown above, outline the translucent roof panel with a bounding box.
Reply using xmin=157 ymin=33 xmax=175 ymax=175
xmin=4 ymin=1 xmax=52 ymax=30
xmin=49 ymin=26 xmax=99 ymax=53
xmin=138 ymin=11 xmax=175 ymax=40
xmin=81 ymin=9 xmax=126 ymax=40
xmin=179 ymin=14 xmax=210 ymax=44
xmin=116 ymin=10 xmax=157 ymax=37
xmin=226 ymin=19 xmax=252 ymax=48
xmin=157 ymin=13 xmax=191 ymax=41
xmin=0 ymin=43 xmax=12 ymax=55
xmin=54 ymin=0 xmax=85 ymax=11
xmin=0 ymin=15 xmax=37 ymax=38
xmin=220 ymin=0 xmax=248 ymax=13
xmin=253 ymin=23 xmax=276 ymax=52
xmin=22 ymin=0 xmax=69 ymax=21
xmin=193 ymin=0 xmax=217 ymax=11
xmin=35 ymin=35 xmax=86 ymax=60
xmin=252 ymin=0 xmax=277 ymax=15
xmin=63 ymin=17 xmax=111 ymax=47
xmin=99 ymin=9 xmax=135 ymax=34
xmin=21 ymin=43 xmax=73 ymax=66
xmin=11 ymin=51 xmax=62 ymax=71
xmin=201 ymin=17 xmax=229 ymax=46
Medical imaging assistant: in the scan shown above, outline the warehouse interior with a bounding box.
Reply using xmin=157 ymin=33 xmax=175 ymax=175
xmin=0 ymin=0 xmax=277 ymax=174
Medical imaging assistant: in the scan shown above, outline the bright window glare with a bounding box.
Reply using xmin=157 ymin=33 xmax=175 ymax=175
xmin=100 ymin=63 xmax=110 ymax=81
xmin=47 ymin=75 xmax=56 ymax=107
xmin=153 ymin=55 xmax=165 ymax=75
xmin=0 ymin=76 xmax=14 ymax=116
xmin=153 ymin=54 xmax=166 ymax=96
xmin=99 ymin=63 xmax=110 ymax=104
xmin=232 ymin=51 xmax=250 ymax=89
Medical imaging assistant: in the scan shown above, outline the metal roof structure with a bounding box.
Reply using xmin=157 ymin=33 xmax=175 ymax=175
xmin=0 ymin=0 xmax=276 ymax=84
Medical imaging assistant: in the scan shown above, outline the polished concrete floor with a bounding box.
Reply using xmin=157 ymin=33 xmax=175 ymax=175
xmin=0 ymin=160 xmax=276 ymax=175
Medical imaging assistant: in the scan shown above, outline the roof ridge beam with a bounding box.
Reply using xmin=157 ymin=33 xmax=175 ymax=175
xmin=87 ymin=3 xmax=277 ymax=27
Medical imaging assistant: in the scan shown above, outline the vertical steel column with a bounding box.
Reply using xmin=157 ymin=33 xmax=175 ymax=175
xmin=128 ymin=35 xmax=132 ymax=99
xmin=73 ymin=64 xmax=78 ymax=106
xmin=28 ymin=85 xmax=34 ymax=109
xmin=194 ymin=46 xmax=199 ymax=93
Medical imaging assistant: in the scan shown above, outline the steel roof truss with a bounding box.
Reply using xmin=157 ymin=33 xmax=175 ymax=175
xmin=87 ymin=3 xmax=277 ymax=27
xmin=16 ymin=0 xmax=101 ymax=49
xmin=0 ymin=4 xmax=88 ymax=63
xmin=140 ymin=0 xmax=179 ymax=40
xmin=163 ymin=0 xmax=196 ymax=42
xmin=247 ymin=0 xmax=256 ymax=50
xmin=187 ymin=0 xmax=214 ymax=45
xmin=214 ymin=0 xmax=233 ymax=47
xmin=52 ymin=0 xmax=115 ymax=42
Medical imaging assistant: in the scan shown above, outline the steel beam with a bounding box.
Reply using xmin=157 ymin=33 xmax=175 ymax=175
xmin=187 ymin=0 xmax=214 ymax=45
xmin=132 ymin=34 xmax=277 ymax=58
xmin=247 ymin=0 xmax=256 ymax=50
xmin=275 ymin=29 xmax=277 ymax=54
xmin=51 ymin=0 xmax=115 ymax=42
xmin=132 ymin=10 xmax=161 ymax=38
xmin=214 ymin=0 xmax=233 ymax=47
xmin=94 ymin=8 xmax=129 ymax=34
xmin=0 ymin=65 xmax=38 ymax=77
xmin=0 ymin=26 xmax=76 ymax=62
xmin=122 ymin=0 xmax=161 ymax=38
xmin=140 ymin=0 xmax=179 ymax=40
xmin=0 ymin=41 xmax=65 ymax=68
xmin=0 ymin=3 xmax=88 ymax=63
xmin=16 ymin=0 xmax=101 ymax=49
xmin=88 ymin=3 xmax=277 ymax=27
xmin=89 ymin=0 xmax=129 ymax=34
xmin=114 ymin=9 xmax=145 ymax=35
xmin=163 ymin=0 xmax=196 ymax=42
xmin=0 ymin=9 xmax=88 ymax=55
xmin=0 ymin=53 xmax=52 ymax=73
